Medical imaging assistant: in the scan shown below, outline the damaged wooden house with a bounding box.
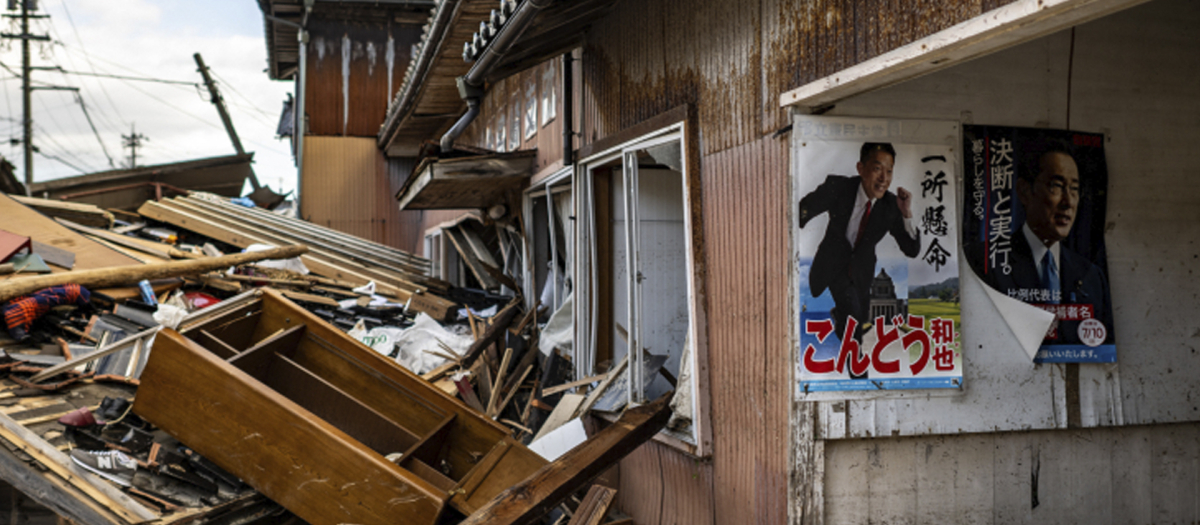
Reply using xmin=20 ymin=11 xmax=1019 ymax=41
xmin=291 ymin=0 xmax=1200 ymax=522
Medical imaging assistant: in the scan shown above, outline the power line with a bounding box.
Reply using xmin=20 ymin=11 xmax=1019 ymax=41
xmin=53 ymin=2 xmax=128 ymax=128
xmin=35 ymin=148 xmax=86 ymax=174
xmin=72 ymin=91 xmax=113 ymax=167
xmin=57 ymin=68 xmax=196 ymax=86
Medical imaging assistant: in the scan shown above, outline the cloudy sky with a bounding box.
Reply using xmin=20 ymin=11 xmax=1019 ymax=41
xmin=0 ymin=0 xmax=296 ymax=194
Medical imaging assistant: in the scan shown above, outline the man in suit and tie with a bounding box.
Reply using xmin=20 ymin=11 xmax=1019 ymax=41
xmin=799 ymin=142 xmax=922 ymax=348
xmin=986 ymin=143 xmax=1113 ymax=345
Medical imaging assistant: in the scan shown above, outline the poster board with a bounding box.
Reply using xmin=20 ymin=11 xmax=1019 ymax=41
xmin=793 ymin=116 xmax=963 ymax=395
xmin=961 ymin=125 xmax=1116 ymax=363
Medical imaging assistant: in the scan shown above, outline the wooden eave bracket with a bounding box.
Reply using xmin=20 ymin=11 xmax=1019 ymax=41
xmin=779 ymin=0 xmax=1151 ymax=111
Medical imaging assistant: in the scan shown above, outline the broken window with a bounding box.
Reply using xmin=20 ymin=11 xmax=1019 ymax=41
xmin=542 ymin=60 xmax=557 ymax=126
xmin=524 ymin=81 xmax=538 ymax=140
xmin=524 ymin=169 xmax=573 ymax=315
xmin=574 ymin=123 xmax=707 ymax=452
xmin=509 ymin=93 xmax=521 ymax=151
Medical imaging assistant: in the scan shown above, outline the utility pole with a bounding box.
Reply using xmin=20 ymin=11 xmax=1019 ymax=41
xmin=194 ymin=52 xmax=282 ymax=206
xmin=122 ymin=123 xmax=146 ymax=168
xmin=1 ymin=0 xmax=50 ymax=194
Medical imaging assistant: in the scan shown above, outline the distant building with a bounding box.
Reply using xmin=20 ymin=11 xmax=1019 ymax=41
xmin=869 ymin=268 xmax=907 ymax=323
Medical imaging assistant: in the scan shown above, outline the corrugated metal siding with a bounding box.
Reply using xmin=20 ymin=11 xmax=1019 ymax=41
xmin=301 ymin=136 xmax=419 ymax=249
xmin=699 ymin=136 xmax=791 ymax=525
xmin=563 ymin=0 xmax=1023 ymax=523
xmin=305 ymin=22 xmax=420 ymax=137
xmin=616 ymin=440 xmax=716 ymax=525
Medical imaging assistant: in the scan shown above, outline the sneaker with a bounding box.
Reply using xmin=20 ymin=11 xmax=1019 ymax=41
xmin=70 ymin=449 xmax=137 ymax=486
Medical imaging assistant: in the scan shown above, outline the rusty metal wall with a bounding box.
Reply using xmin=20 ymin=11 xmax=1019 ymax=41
xmin=581 ymin=0 xmax=1015 ymax=156
xmin=569 ymin=0 xmax=1017 ymax=523
xmin=305 ymin=22 xmax=421 ymax=137
xmin=300 ymin=136 xmax=419 ymax=250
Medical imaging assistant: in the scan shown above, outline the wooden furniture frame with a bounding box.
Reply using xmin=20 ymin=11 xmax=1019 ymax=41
xmin=134 ymin=288 xmax=546 ymax=525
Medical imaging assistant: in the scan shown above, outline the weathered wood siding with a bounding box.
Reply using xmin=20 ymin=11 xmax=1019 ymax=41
xmin=305 ymin=21 xmax=421 ymax=137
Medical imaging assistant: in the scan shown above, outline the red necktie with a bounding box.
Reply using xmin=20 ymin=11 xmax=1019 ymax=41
xmin=855 ymin=201 xmax=872 ymax=247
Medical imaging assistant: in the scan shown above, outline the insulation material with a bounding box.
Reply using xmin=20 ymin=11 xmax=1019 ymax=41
xmin=391 ymin=313 xmax=473 ymax=374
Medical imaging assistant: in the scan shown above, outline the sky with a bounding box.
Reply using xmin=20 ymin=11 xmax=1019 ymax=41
xmin=0 ymin=0 xmax=296 ymax=195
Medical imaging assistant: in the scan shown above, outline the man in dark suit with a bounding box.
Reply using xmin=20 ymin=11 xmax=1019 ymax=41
xmin=799 ymin=142 xmax=922 ymax=347
xmin=986 ymin=145 xmax=1113 ymax=345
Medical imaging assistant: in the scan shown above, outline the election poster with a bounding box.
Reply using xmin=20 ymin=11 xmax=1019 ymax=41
xmin=793 ymin=116 xmax=963 ymax=394
xmin=962 ymin=125 xmax=1115 ymax=363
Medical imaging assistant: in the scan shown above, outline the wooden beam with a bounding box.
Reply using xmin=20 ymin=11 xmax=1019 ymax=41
xmin=459 ymin=393 xmax=673 ymax=525
xmin=566 ymin=485 xmax=617 ymax=525
xmin=0 ymin=245 xmax=307 ymax=303
xmin=779 ymin=0 xmax=1150 ymax=110
xmin=462 ymin=301 xmax=521 ymax=368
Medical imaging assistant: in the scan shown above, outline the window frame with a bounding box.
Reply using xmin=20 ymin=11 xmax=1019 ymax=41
xmin=573 ymin=113 xmax=711 ymax=457
xmin=522 ymin=167 xmax=574 ymax=313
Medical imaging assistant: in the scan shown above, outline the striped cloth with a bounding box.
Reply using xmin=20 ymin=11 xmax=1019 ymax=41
xmin=3 ymin=284 xmax=91 ymax=340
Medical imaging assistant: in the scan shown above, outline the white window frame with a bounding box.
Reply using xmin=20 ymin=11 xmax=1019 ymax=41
xmin=423 ymin=229 xmax=443 ymax=279
xmin=522 ymin=167 xmax=574 ymax=312
xmin=573 ymin=120 xmax=712 ymax=457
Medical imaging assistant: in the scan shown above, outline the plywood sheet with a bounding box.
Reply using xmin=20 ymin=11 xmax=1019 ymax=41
xmin=0 ymin=192 xmax=141 ymax=271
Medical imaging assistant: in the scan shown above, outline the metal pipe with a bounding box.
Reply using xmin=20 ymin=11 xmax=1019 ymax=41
xmin=440 ymin=0 xmax=550 ymax=152
xmin=561 ymin=51 xmax=573 ymax=165
xmin=439 ymin=97 xmax=480 ymax=152
xmin=295 ymin=28 xmax=309 ymax=212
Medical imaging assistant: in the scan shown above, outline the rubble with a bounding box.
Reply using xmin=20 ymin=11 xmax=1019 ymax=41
xmin=0 ymin=189 xmax=671 ymax=525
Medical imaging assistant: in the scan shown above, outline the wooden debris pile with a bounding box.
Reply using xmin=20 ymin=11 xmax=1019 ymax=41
xmin=137 ymin=193 xmax=458 ymax=321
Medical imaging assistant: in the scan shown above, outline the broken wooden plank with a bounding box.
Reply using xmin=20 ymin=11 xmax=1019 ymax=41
xmin=276 ymin=289 xmax=340 ymax=307
xmin=444 ymin=227 xmax=500 ymax=290
xmin=459 ymin=393 xmax=673 ymax=525
xmin=462 ymin=301 xmax=521 ymax=367
xmin=566 ymin=485 xmax=617 ymax=525
xmin=542 ymin=375 xmax=607 ymax=397
xmin=9 ymin=195 xmax=113 ymax=229
xmin=531 ymin=394 xmax=586 ymax=443
xmin=455 ymin=376 xmax=487 ymax=413
xmin=490 ymin=364 xmax=533 ymax=419
xmin=0 ymin=410 xmax=158 ymax=524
